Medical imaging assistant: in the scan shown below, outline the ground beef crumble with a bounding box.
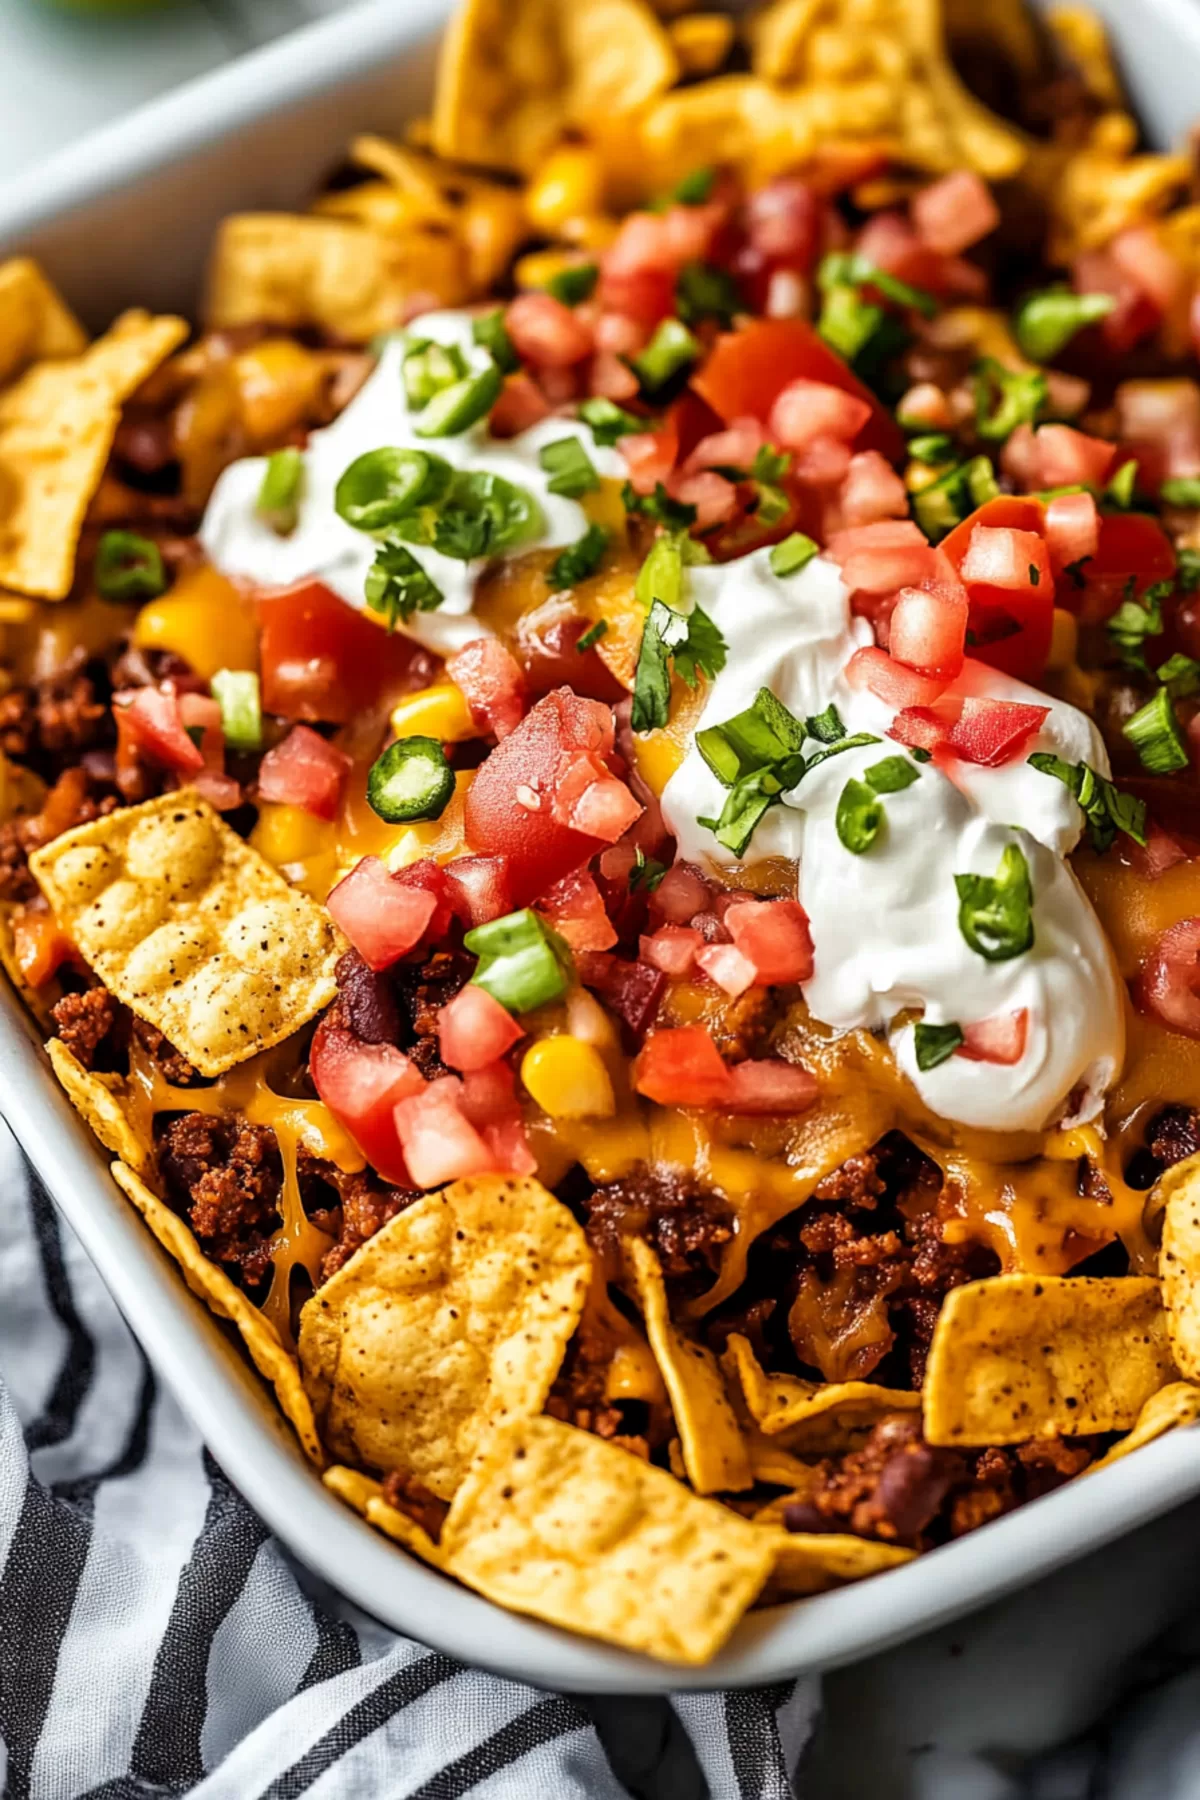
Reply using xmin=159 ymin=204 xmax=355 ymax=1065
xmin=0 ymin=766 xmax=120 ymax=902
xmin=0 ymin=649 xmax=107 ymax=777
xmin=50 ymin=984 xmax=199 ymax=1084
xmin=379 ymin=1471 xmax=450 ymax=1541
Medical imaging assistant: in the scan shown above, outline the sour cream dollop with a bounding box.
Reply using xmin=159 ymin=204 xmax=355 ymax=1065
xmin=661 ymin=550 xmax=1124 ymax=1135
xmin=200 ymin=311 xmax=624 ymax=656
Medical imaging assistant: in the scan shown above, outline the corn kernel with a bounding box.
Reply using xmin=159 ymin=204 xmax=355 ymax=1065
xmin=233 ymin=338 xmax=324 ymax=444
xmin=526 ymin=147 xmax=606 ymax=236
xmin=1047 ymin=607 xmax=1079 ymax=671
xmin=250 ymin=801 xmax=332 ymax=867
xmin=133 ymin=565 xmax=258 ymax=680
xmin=389 ymin=682 xmax=476 ymax=743
xmin=522 ymin=1037 xmax=616 ymax=1120
xmin=667 ymin=13 xmax=734 ymax=76
xmin=514 ymin=249 xmax=585 ymax=293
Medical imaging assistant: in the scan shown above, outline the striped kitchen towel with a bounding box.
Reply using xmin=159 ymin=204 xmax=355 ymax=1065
xmin=0 ymin=1122 xmax=819 ymax=1799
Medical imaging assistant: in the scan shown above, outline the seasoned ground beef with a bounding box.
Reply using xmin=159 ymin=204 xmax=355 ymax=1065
xmin=379 ymin=1471 xmax=450 ymax=1541
xmin=50 ymin=987 xmax=120 ymax=1070
xmin=335 ymin=948 xmax=401 ymax=1045
xmin=314 ymin=1165 xmax=418 ymax=1281
xmin=0 ymin=649 xmax=107 ymax=775
xmin=0 ymin=766 xmax=119 ymax=902
xmin=1131 ymin=1106 xmax=1200 ymax=1188
xmin=133 ymin=1018 xmax=200 ymax=1086
xmin=545 ymin=1305 xmax=653 ymax=1460
xmin=581 ymin=1166 xmax=734 ymax=1292
xmin=782 ymin=1413 xmax=1094 ymax=1549
xmin=390 ymin=947 xmax=474 ymax=1079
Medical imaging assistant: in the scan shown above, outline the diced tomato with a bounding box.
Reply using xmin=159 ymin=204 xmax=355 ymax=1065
xmin=956 ymin=1008 xmax=1029 ymax=1064
xmin=326 ymin=855 xmax=438 ymax=970
xmin=940 ymin=498 xmax=1054 ymax=682
xmin=257 ymin=724 xmax=351 ymax=820
xmin=394 ymin=1076 xmax=496 ymax=1186
xmin=958 ymin=524 xmax=1050 ymax=591
xmin=464 ymin=689 xmax=614 ymax=905
xmin=481 ymin=1114 xmax=539 ymax=1176
xmin=536 ymin=868 xmax=617 ymax=951
xmin=516 ymin=609 xmax=626 ymax=705
xmin=1136 ymin=918 xmax=1200 ymax=1039
xmin=837 ymin=451 xmax=909 ymax=528
xmin=1073 ymin=249 xmax=1159 ymax=353
xmin=437 ymin=984 xmax=523 ymax=1073
xmin=769 ymin=378 xmax=872 ymax=451
xmin=888 ymin=581 xmax=969 ymax=680
xmin=595 ymin=311 xmax=648 ymax=356
xmin=1034 ymin=424 xmax=1116 ymax=490
xmin=173 ymin=691 xmax=241 ymax=809
xmin=505 ymin=291 xmax=594 ymax=368
xmin=258 ymin=581 xmax=421 ymax=722
xmin=888 ymin=705 xmax=952 ymax=753
xmin=825 ymin=520 xmax=939 ymax=597
xmin=667 ymin=469 xmax=739 ymax=530
xmin=724 ymin=1058 xmax=818 ymax=1114
xmin=911 ymin=171 xmax=999 ymax=255
xmin=639 ymin=924 xmax=703 ymax=977
xmin=792 ymin=435 xmax=852 ymax=488
xmin=443 ymin=854 xmax=513 ymax=926
xmin=695 ymin=941 xmax=758 ymax=997
xmin=488 ymin=372 xmax=552 ymax=438
xmin=682 ymin=417 xmax=766 ymax=477
xmin=691 ymin=317 xmax=904 ymax=460
xmin=549 ymin=751 xmax=641 ymax=843
xmin=724 ymin=898 xmax=814 ymax=984
xmin=458 ymin=1058 xmax=520 ymax=1126
xmin=598 ymin=214 xmax=682 ymax=323
xmin=651 ymin=861 xmax=711 ymax=923
xmin=1044 ymin=490 xmax=1099 ymax=569
xmin=845 ymin=646 xmax=949 ymax=709
xmin=1109 ymin=225 xmax=1187 ymax=316
xmin=944 ymin=696 xmax=1049 ymax=767
xmin=446 ymin=638 xmax=526 ymax=740
xmin=745 ymin=176 xmax=821 ymax=270
xmin=1116 ymin=378 xmax=1200 ymax=481
xmin=390 ymin=858 xmax=457 ymax=940
xmin=620 ymin=426 xmax=678 ymax=495
xmin=1076 ymin=512 xmax=1176 ymax=619
xmin=580 ymin=954 xmax=665 ymax=1044
xmin=634 ymin=1027 xmax=733 ymax=1106
xmin=309 ymin=1016 xmax=423 ymax=1186
xmin=115 ymin=686 xmax=205 ymax=776
xmin=896 ymin=382 xmax=951 ymax=431
xmin=589 ymin=349 xmax=641 ymax=403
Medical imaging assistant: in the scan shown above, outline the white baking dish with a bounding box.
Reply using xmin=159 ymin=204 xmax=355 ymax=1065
xmin=2 ymin=0 xmax=1200 ymax=1691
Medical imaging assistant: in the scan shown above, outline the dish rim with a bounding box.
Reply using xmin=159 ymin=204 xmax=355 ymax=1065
xmin=2 ymin=0 xmax=1200 ymax=1690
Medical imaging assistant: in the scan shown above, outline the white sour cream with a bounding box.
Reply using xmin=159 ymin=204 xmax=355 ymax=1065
xmin=662 ymin=550 xmax=1124 ymax=1134
xmin=200 ymin=311 xmax=625 ymax=657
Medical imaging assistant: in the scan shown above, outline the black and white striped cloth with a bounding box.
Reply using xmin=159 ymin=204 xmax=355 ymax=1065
xmin=0 ymin=1122 xmax=819 ymax=1799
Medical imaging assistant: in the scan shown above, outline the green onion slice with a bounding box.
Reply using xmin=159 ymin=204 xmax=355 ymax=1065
xmin=1157 ymin=652 xmax=1200 ymax=698
xmin=636 ymin=533 xmax=686 ymax=613
xmin=1013 ymin=288 xmax=1116 ymax=363
xmin=1027 ymin=752 xmax=1147 ymax=851
xmin=622 ymin=481 xmax=697 ymax=530
xmin=1123 ymin=685 xmax=1189 ymax=774
xmin=256 ymin=446 xmax=305 ymax=534
xmin=579 ymin=397 xmax=645 ymax=445
xmin=1161 ymin=477 xmax=1200 ymax=508
xmin=973 ymin=358 xmax=1047 ymax=443
xmin=466 ymin=908 xmax=574 ymax=1013
xmin=413 ymin=361 xmax=504 ymax=438
xmin=545 ymin=263 xmax=599 ymax=306
xmin=93 ymin=530 xmax=167 ymax=603
xmin=367 ymin=735 xmax=455 ymax=823
xmin=631 ymin=319 xmax=701 ymax=394
xmin=402 ymin=339 xmax=468 ymax=409
xmin=769 ymin=532 xmax=819 ymax=577
xmin=913 ymin=1020 xmax=964 ymax=1071
xmin=539 ymin=436 xmax=599 ymax=499
xmin=546 ymin=523 xmax=609 ymax=591
xmin=471 ymin=311 xmax=520 ymax=373
xmin=954 ymin=843 xmax=1034 ymax=962
xmin=210 ymin=669 xmax=262 ymax=753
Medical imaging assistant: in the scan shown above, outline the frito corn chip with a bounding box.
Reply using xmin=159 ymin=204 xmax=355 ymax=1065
xmin=722 ymin=1333 xmax=919 ymax=1452
xmin=0 ymin=310 xmax=187 ymax=600
xmin=1046 ymin=4 xmax=1125 ymax=108
xmin=111 ymin=1160 xmax=322 ymax=1463
xmin=924 ymin=1275 xmax=1176 ymax=1447
xmin=339 ymin=139 xmax=529 ymax=294
xmin=626 ymin=1238 xmax=751 ymax=1494
xmin=442 ymin=1416 xmax=773 ymax=1662
xmin=47 ymin=1039 xmax=153 ymax=1178
xmin=1087 ymin=1382 xmax=1200 ymax=1477
xmin=1159 ymin=1154 xmax=1200 ymax=1381
xmin=745 ymin=1430 xmax=822 ymax=1490
xmin=432 ymin=0 xmax=678 ymax=174
xmin=30 ymin=792 xmax=340 ymax=1078
xmin=0 ymin=259 xmax=87 ymax=388
xmin=1048 ymin=113 xmax=1191 ymax=261
xmin=206 ymin=215 xmax=466 ymax=342
xmin=322 ymin=1465 xmax=448 ymax=1568
xmin=758 ymin=1527 xmax=915 ymax=1599
xmin=668 ymin=13 xmax=735 ymax=76
xmin=298 ymin=1175 xmax=590 ymax=1501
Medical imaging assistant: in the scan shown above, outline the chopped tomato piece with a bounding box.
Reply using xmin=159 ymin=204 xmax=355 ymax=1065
xmin=536 ymin=868 xmax=617 ymax=951
xmin=639 ymin=924 xmax=703 ymax=977
xmin=945 ymin=696 xmax=1049 ymax=767
xmin=725 ymin=898 xmax=815 ymax=984
xmin=620 ymin=426 xmax=678 ymax=495
xmin=443 ymin=854 xmax=513 ymax=926
xmin=888 ymin=581 xmax=969 ymax=680
xmin=940 ymin=497 xmax=1054 ymax=682
xmin=691 ymin=318 xmax=904 ymax=460
xmin=446 ymin=638 xmax=526 ymax=740
xmin=695 ymin=942 xmax=758 ymax=997
xmin=1044 ymin=490 xmax=1099 ymax=570
xmin=1125 ymin=819 xmax=1194 ymax=880
xmin=888 ymin=705 xmax=952 ymax=753
xmin=837 ymin=451 xmax=909 ymax=528
xmin=845 ymin=646 xmax=949 ymax=709
xmin=1034 ymin=424 xmax=1116 ymax=490
xmin=744 ymin=176 xmax=820 ymax=270
xmin=958 ymin=525 xmax=1051 ymax=592
xmin=1077 ymin=513 xmax=1176 ymax=619
xmin=825 ymin=520 xmax=940 ymax=597
xmin=257 ymin=723 xmax=351 ymax=820
xmin=911 ymin=171 xmax=999 ymax=255
xmin=481 ymin=1114 xmax=539 ymax=1176
xmin=1135 ymin=918 xmax=1200 ymax=1039
xmin=589 ymin=349 xmax=640 ymax=403
xmin=956 ymin=1008 xmax=1029 ymax=1064
xmin=768 ymin=378 xmax=872 ymax=451
xmin=505 ymin=291 xmax=594 ymax=367
xmin=650 ymin=861 xmax=711 ymax=923
xmin=791 ymin=435 xmax=851 ymax=488
xmin=550 ymin=753 xmax=642 ymax=842
xmin=394 ymin=1075 xmax=495 ymax=1187
xmin=326 ymin=855 xmax=438 ymax=970
xmin=258 ymin=581 xmax=421 ymax=722
xmin=390 ymin=858 xmax=457 ymax=940
xmin=724 ymin=1059 xmax=818 ymax=1114
xmin=634 ymin=1027 xmax=733 ymax=1106
xmin=115 ymin=686 xmax=204 ymax=776
xmin=682 ymin=418 xmax=766 ymax=477
xmin=309 ymin=1016 xmax=422 ymax=1186
xmin=667 ymin=469 xmax=739 ymax=529
xmin=580 ymin=954 xmax=665 ymax=1044
xmin=438 ymin=984 xmax=523 ymax=1073
xmin=488 ymin=372 xmax=552 ymax=438
xmin=1109 ymin=226 xmax=1187 ymax=315
xmin=458 ymin=1058 xmax=520 ymax=1126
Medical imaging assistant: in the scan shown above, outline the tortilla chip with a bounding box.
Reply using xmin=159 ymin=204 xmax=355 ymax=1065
xmin=29 ymin=791 xmax=340 ymax=1078
xmin=441 ymin=1416 xmax=773 ymax=1663
xmin=626 ymin=1238 xmax=751 ymax=1494
xmin=110 ymin=1159 xmax=322 ymax=1463
xmin=0 ymin=310 xmax=187 ymax=600
xmin=667 ymin=12 xmax=735 ymax=76
xmin=322 ymin=1464 xmax=448 ymax=1568
xmin=924 ymin=1274 xmax=1176 ymax=1447
xmin=298 ymin=1175 xmax=590 ymax=1501
xmin=47 ymin=1038 xmax=153 ymax=1178
xmin=745 ymin=1430 xmax=821 ymax=1490
xmin=722 ymin=1333 xmax=919 ymax=1452
xmin=752 ymin=1479 xmax=822 ymax=1526
xmin=758 ymin=1527 xmax=915 ymax=1599
xmin=1159 ymin=1154 xmax=1200 ymax=1377
xmin=1087 ymin=1381 xmax=1200 ymax=1477
xmin=0 ymin=259 xmax=87 ymax=388
xmin=206 ymin=214 xmax=467 ymax=341
xmin=432 ymin=0 xmax=678 ymax=174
